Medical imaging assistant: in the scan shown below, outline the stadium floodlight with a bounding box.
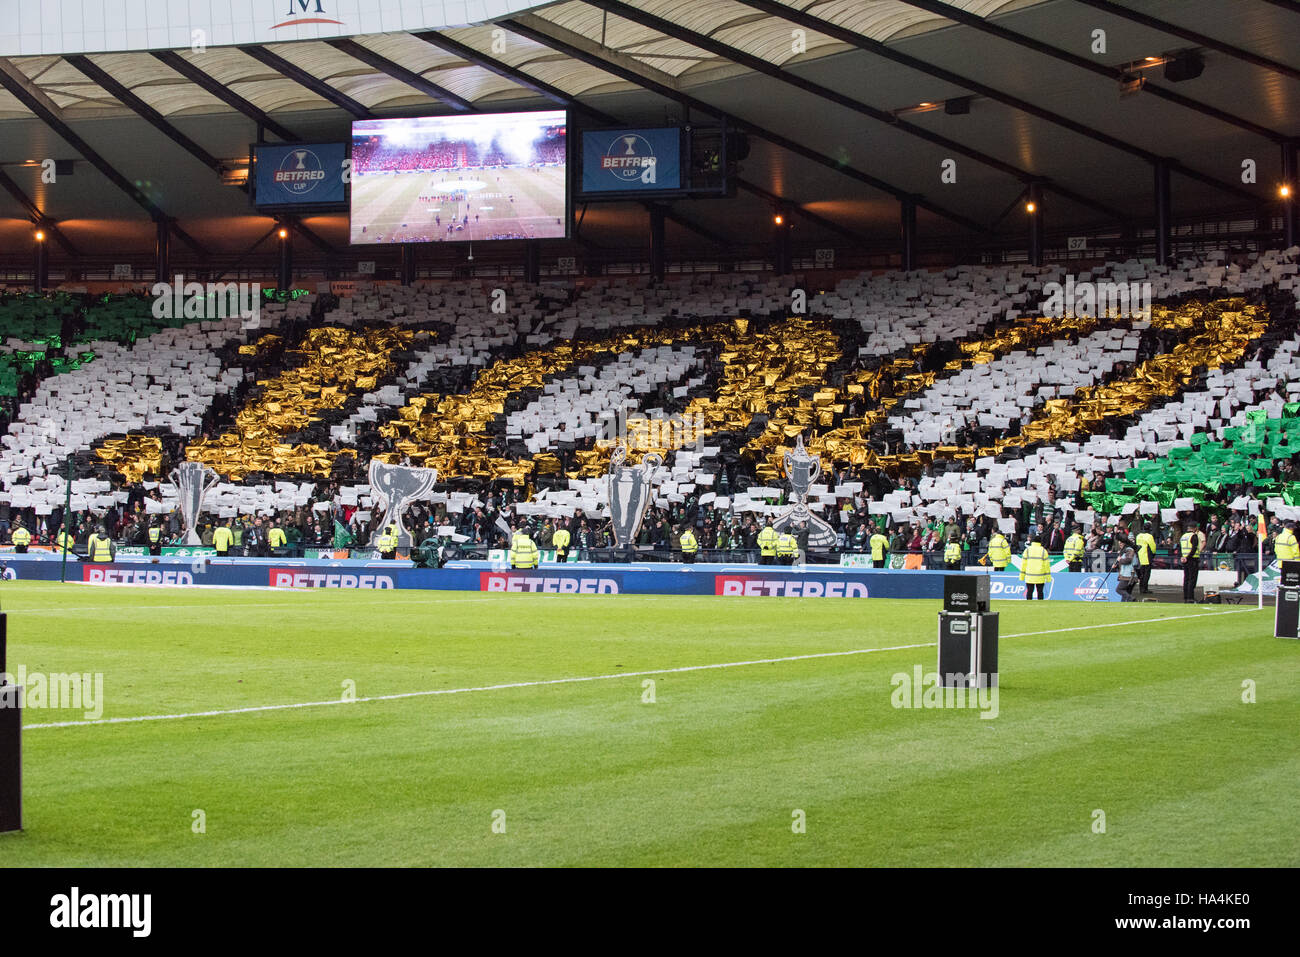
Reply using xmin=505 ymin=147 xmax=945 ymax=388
xmin=1281 ymin=184 xmax=1293 ymax=199
xmin=1025 ymin=201 xmax=1037 ymax=214
xmin=33 ymin=229 xmax=45 ymax=242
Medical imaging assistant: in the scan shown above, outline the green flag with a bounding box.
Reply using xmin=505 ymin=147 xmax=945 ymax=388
xmin=333 ymin=520 xmax=354 ymax=548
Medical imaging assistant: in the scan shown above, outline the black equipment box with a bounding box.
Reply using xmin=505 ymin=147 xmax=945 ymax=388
xmin=1275 ymin=585 xmax=1300 ymax=639
xmin=1281 ymin=560 xmax=1300 ymax=587
xmin=943 ymin=574 xmax=990 ymax=613
xmin=0 ymin=612 xmax=19 ymax=832
xmin=938 ymin=610 xmax=999 ymax=688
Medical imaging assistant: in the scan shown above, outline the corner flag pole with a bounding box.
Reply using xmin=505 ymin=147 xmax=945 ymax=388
xmin=1258 ymin=509 xmax=1265 ymax=611
xmin=60 ymin=453 xmax=72 ymax=584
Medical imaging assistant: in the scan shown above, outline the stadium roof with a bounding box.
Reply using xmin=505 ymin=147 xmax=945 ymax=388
xmin=1 ymin=0 xmax=1299 ymax=269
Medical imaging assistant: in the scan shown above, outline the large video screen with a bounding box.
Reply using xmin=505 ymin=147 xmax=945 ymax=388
xmin=350 ymin=111 xmax=567 ymax=245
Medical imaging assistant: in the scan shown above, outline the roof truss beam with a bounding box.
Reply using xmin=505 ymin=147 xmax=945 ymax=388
xmin=0 ymin=57 xmax=208 ymax=255
xmin=410 ymin=31 xmax=583 ymax=110
xmin=896 ymin=0 xmax=1284 ymax=145
xmin=64 ymin=55 xmax=223 ymax=175
xmin=500 ymin=17 xmax=988 ymax=233
xmin=411 ymin=31 xmax=868 ymax=242
xmin=324 ymin=38 xmax=475 ymax=111
xmin=731 ymin=0 xmax=1244 ymax=209
xmin=151 ymin=50 xmax=300 ymax=142
xmin=582 ymin=1 xmax=1054 ymax=190
xmin=0 ymin=166 xmax=79 ymax=256
xmin=1070 ymin=0 xmax=1300 ymax=84
xmin=237 ymin=45 xmax=373 ymax=119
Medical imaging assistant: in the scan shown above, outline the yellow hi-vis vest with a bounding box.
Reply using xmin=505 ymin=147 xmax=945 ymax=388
xmin=377 ymin=532 xmax=396 ymax=552
xmin=678 ymin=530 xmax=698 ymax=554
xmin=1019 ymin=543 xmax=1052 ymax=584
xmin=1135 ymin=533 xmax=1157 ymax=566
xmin=55 ymin=531 xmax=74 ymax=554
xmin=869 ymin=533 xmax=889 ymax=561
xmin=268 ymin=527 xmax=287 ymax=549
xmin=986 ymin=534 xmax=1010 ymax=566
xmin=775 ymin=533 xmax=797 ymax=557
xmin=551 ymin=529 xmax=571 ymax=550
xmin=11 ymin=527 xmax=30 ymax=547
xmin=89 ymin=535 xmax=113 ymax=563
xmin=1063 ymin=534 xmax=1085 ymax=562
xmin=510 ymin=534 xmax=539 ymax=568
xmin=148 ymin=526 xmax=161 ymax=544
xmin=758 ymin=526 xmax=779 ymax=556
xmin=1179 ymin=532 xmax=1200 ymax=561
xmin=1275 ymin=528 xmax=1299 ymax=561
xmin=944 ymin=541 xmax=963 ymax=564
xmin=213 ymin=527 xmax=234 ymax=552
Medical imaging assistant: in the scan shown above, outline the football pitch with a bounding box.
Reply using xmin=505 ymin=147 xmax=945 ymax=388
xmin=350 ymin=165 xmax=566 ymax=244
xmin=1 ymin=581 xmax=1296 ymax=867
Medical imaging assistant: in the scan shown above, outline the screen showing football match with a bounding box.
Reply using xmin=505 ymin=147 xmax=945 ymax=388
xmin=350 ymin=111 xmax=568 ymax=245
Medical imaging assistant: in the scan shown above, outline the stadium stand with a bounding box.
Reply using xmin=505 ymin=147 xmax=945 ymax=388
xmin=3 ymin=245 xmax=1299 ymax=577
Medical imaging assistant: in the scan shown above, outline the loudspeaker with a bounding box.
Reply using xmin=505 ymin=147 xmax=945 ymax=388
xmin=944 ymin=96 xmax=972 ymax=115
xmin=944 ymin=574 xmax=990 ymax=613
xmin=1280 ymin=560 xmax=1300 ymax=587
xmin=1164 ymin=51 xmax=1204 ymax=83
xmin=55 ymin=159 xmax=74 ymax=177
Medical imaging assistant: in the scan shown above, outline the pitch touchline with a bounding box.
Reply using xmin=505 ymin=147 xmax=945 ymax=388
xmin=23 ymin=643 xmax=935 ymax=729
xmin=23 ymin=608 xmax=1260 ymax=730
xmin=1002 ymin=606 xmax=1261 ymax=639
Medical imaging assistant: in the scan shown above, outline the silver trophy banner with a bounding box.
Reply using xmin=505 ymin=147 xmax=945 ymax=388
xmin=773 ymin=434 xmax=838 ymax=548
xmin=607 ymin=446 xmax=661 ymax=547
xmin=168 ymin=461 xmax=221 ymax=545
xmin=369 ymin=460 xmax=438 ymax=549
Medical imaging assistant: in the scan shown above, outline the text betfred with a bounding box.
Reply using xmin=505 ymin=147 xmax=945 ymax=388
xmin=601 ymin=156 xmax=656 ymax=169
xmin=715 ymin=576 xmax=869 ymax=597
xmin=84 ymin=567 xmax=193 ymax=586
xmin=273 ymin=169 xmax=325 ymax=183
xmin=480 ymin=573 xmax=619 ymax=594
xmin=269 ymin=570 xmax=395 ymax=589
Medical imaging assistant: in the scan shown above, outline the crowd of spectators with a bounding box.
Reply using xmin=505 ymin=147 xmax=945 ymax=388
xmin=351 ymin=136 xmax=562 ymax=175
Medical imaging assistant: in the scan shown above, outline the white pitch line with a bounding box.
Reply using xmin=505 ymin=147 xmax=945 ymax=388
xmin=21 ymin=606 xmax=1262 ymax=731
xmin=23 ymin=641 xmax=936 ymax=729
xmin=11 ymin=595 xmax=694 ymax=615
xmin=1001 ymin=606 xmax=1262 ymax=639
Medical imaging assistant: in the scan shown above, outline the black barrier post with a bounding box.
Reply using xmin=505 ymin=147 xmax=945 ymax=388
xmin=0 ymin=606 xmax=21 ymax=832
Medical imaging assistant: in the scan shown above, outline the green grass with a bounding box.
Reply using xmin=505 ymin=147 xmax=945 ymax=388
xmin=1 ymin=581 xmax=1296 ymax=867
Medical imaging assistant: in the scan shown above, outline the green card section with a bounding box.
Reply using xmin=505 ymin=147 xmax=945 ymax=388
xmin=1085 ymin=405 xmax=1300 ymax=513
xmin=0 ymin=293 xmax=209 ymax=396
